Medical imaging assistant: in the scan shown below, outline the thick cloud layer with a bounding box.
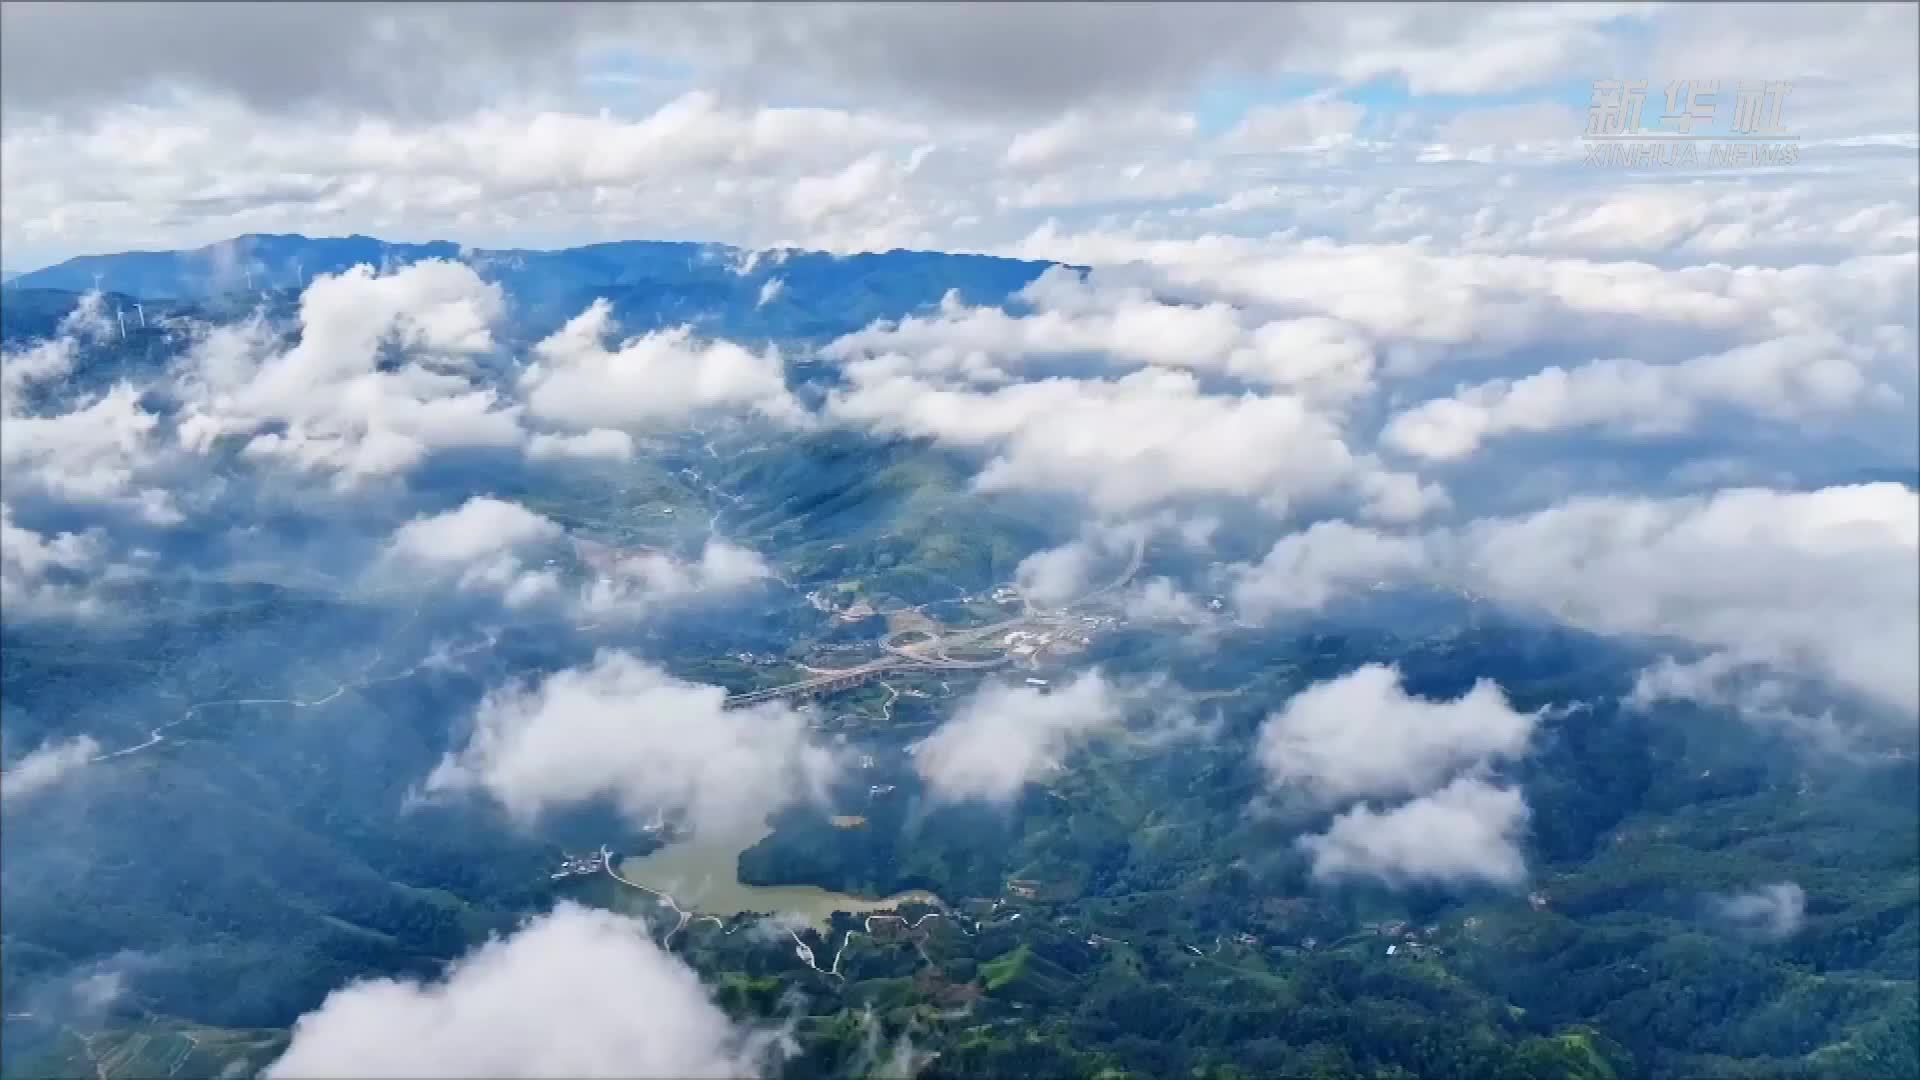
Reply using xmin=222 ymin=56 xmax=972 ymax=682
xmin=912 ymin=673 xmax=1121 ymax=804
xmin=1382 ymin=331 xmax=1907 ymax=462
xmin=0 ymin=734 xmax=101 ymax=803
xmin=1259 ymin=665 xmax=1535 ymax=803
xmin=1297 ymin=775 xmax=1531 ymax=888
xmin=379 ymin=497 xmax=566 ymax=608
xmin=1257 ymin=666 xmax=1539 ymax=889
xmin=20 ymin=4 xmax=1901 ymax=131
xmin=1234 ymin=484 xmax=1920 ymax=726
xmin=1457 ymin=485 xmax=1920 ymax=720
xmin=268 ymin=902 xmax=787 ymax=1079
xmin=387 ymin=497 xmax=563 ymax=566
xmin=1232 ymin=522 xmax=1427 ymax=618
xmin=2 ymin=295 xmax=176 ymax=524
xmin=177 ymin=260 xmax=523 ymax=484
xmin=578 ymin=540 xmax=770 ymax=618
xmin=828 ymin=361 xmax=1427 ymax=518
xmin=0 ymin=507 xmax=120 ymax=619
xmin=826 ymin=268 xmax=1379 ymax=405
xmin=427 ymin=651 xmax=836 ymax=837
xmin=520 ymin=300 xmax=804 ymax=431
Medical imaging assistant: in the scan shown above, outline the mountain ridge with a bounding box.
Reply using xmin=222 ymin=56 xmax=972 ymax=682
xmin=5 ymin=233 xmax=1068 ymax=346
xmin=8 ymin=232 xmax=1064 ymax=302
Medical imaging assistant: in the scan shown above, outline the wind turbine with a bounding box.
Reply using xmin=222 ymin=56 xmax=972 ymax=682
xmin=135 ymin=303 xmax=146 ymax=329
xmin=115 ymin=307 xmax=126 ymax=340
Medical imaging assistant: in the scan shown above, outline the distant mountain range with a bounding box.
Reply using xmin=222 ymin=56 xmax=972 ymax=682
xmin=5 ymin=234 xmax=1063 ymax=345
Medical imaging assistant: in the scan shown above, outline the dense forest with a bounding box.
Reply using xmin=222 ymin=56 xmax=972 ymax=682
xmin=1 ymin=269 xmax=1914 ymax=1079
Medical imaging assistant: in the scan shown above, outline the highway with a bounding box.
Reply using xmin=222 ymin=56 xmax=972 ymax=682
xmin=723 ymin=536 xmax=1144 ymax=709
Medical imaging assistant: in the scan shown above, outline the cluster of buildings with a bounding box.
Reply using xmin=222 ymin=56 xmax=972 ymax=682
xmin=1000 ymin=616 xmax=1107 ymax=661
xmin=807 ymin=587 xmax=878 ymax=622
xmin=1001 ymin=630 xmax=1049 ymax=658
xmin=1371 ymin=920 xmax=1446 ymax=958
xmin=549 ymin=851 xmax=606 ymax=880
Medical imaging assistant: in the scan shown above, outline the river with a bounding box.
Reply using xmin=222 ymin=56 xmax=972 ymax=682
xmin=615 ymin=819 xmax=943 ymax=932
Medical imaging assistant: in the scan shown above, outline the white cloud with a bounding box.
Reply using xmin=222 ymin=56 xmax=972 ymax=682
xmin=1120 ymin=577 xmax=1211 ymax=624
xmin=1711 ymin=882 xmax=1807 ymax=942
xmin=1461 ymin=185 xmax=1920 ymax=260
xmin=0 ymin=290 xmax=105 ymax=402
xmin=1222 ymin=96 xmax=1365 ymax=153
xmin=519 ymin=300 xmax=805 ymax=432
xmin=268 ymin=902 xmax=788 ymax=1079
xmin=828 ymin=267 xmax=1380 ymax=406
xmin=1454 ymin=484 xmax=1920 ymax=718
xmin=0 ymin=4 xmax=1682 ymax=125
xmin=1259 ymin=665 xmax=1535 ymax=803
xmin=755 ymin=276 xmax=785 ymax=308
xmin=786 ymin=150 xmax=907 ymax=226
xmin=381 ymin=503 xmax=770 ymax=619
xmin=912 ymin=673 xmax=1121 ymax=804
xmin=0 ymin=382 xmax=178 ymax=523
xmin=0 ymin=335 xmax=79 ymax=404
xmin=1354 ymin=467 xmax=1452 ymax=525
xmin=1003 ymin=107 xmax=1196 ymax=171
xmin=579 ymin=539 xmax=771 ymax=618
xmin=1383 ymin=332 xmax=1904 ymax=462
xmin=0 ymin=734 xmax=101 ymax=803
xmin=1 ymin=294 xmax=178 ymax=523
xmin=387 ymin=497 xmax=563 ymax=566
xmin=3 ymin=3 xmax=1911 ymax=272
xmin=2 ymin=87 xmax=939 ymax=263
xmin=1418 ymin=103 xmax=1582 ymax=164
xmin=1232 ymin=521 xmax=1428 ymax=617
xmin=0 ymin=505 xmax=130 ymax=618
xmin=1232 ymin=484 xmax=1920 ymax=723
xmin=1008 ymin=229 xmax=1918 ymax=373
xmin=176 ymin=260 xmax=524 ymax=485
xmin=1014 ymin=541 xmax=1098 ymax=610
xmin=1627 ymin=654 xmax=1855 ymax=748
xmin=644 ymin=4 xmax=1655 ymax=118
xmin=1297 ymin=775 xmax=1531 ymax=889
xmin=828 ymin=361 xmax=1398 ymax=517
xmin=526 ymin=428 xmax=636 ymax=463
xmin=426 ymin=651 xmax=836 ymax=838
xmin=380 ymin=497 xmax=564 ymax=609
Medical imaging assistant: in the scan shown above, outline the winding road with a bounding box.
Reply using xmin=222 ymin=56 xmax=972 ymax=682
xmin=84 ymin=628 xmax=502 ymax=765
xmin=725 ymin=534 xmax=1144 ymax=709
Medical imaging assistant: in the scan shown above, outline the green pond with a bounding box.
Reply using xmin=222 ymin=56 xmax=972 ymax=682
xmin=615 ymin=819 xmax=942 ymax=931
